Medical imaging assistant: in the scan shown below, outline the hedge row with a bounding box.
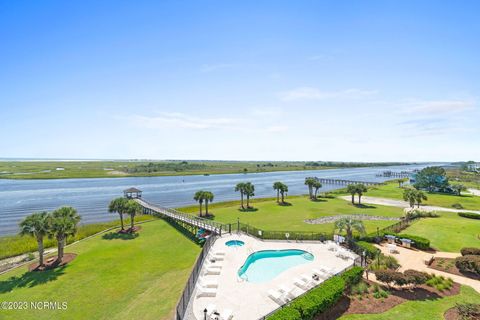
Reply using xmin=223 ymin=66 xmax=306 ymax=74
xmin=267 ymin=267 xmax=364 ymax=320
xmin=458 ymin=212 xmax=480 ymax=220
xmin=356 ymin=241 xmax=379 ymax=259
xmin=461 ymin=247 xmax=480 ymax=256
xmin=385 ymin=233 xmax=430 ymax=250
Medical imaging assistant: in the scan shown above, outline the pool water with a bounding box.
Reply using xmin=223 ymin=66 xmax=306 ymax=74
xmin=225 ymin=240 xmax=245 ymax=247
xmin=238 ymin=249 xmax=314 ymax=283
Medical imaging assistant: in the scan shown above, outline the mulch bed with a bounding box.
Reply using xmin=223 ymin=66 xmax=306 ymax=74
xmin=430 ymin=257 xmax=480 ymax=280
xmin=316 ymin=281 xmax=461 ymax=319
xmin=28 ymin=253 xmax=77 ymax=272
xmin=118 ymin=226 xmax=142 ymax=234
xmin=444 ymin=306 xmax=480 ymax=320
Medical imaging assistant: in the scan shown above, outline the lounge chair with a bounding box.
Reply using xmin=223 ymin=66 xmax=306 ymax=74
xmin=222 ymin=308 xmax=233 ymax=320
xmin=278 ymin=285 xmax=296 ymax=300
xmin=198 ymin=278 xmax=219 ymax=288
xmin=312 ymin=268 xmax=328 ymax=279
xmin=207 ymin=253 xmax=225 ymax=261
xmin=213 ymin=250 xmax=226 ymax=256
xmin=267 ymin=289 xmax=285 ymax=305
xmin=205 ymin=260 xmax=223 ymax=269
xmin=202 ymin=267 xmax=221 ymax=275
xmin=293 ymin=277 xmax=310 ymax=290
xmin=196 ymin=284 xmax=217 ymax=297
xmin=319 ymin=265 xmax=336 ymax=275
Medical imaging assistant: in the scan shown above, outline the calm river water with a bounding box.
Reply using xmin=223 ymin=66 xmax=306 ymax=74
xmin=0 ymin=164 xmax=432 ymax=235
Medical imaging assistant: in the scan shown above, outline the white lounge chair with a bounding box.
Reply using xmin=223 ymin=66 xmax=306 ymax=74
xmin=205 ymin=260 xmax=223 ymax=269
xmin=267 ymin=289 xmax=285 ymax=305
xmin=278 ymin=285 xmax=296 ymax=300
xmin=293 ymin=277 xmax=310 ymax=290
xmin=213 ymin=250 xmax=226 ymax=256
xmin=222 ymin=308 xmax=233 ymax=320
xmin=207 ymin=253 xmax=225 ymax=261
xmin=198 ymin=277 xmax=219 ymax=288
xmin=318 ymin=265 xmax=336 ymax=275
xmin=202 ymin=267 xmax=221 ymax=275
xmin=312 ymin=268 xmax=328 ymax=279
xmin=196 ymin=284 xmax=217 ymax=297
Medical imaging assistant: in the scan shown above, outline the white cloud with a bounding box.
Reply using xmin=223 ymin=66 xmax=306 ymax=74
xmin=130 ymin=112 xmax=238 ymax=130
xmin=266 ymin=125 xmax=288 ymax=133
xmin=402 ymin=100 xmax=475 ymax=114
xmin=279 ymin=87 xmax=377 ymax=101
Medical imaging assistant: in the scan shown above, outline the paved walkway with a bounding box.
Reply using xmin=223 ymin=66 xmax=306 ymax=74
xmin=339 ymin=195 xmax=480 ymax=214
xmin=468 ymin=188 xmax=480 ymax=196
xmin=374 ymin=243 xmax=480 ymax=293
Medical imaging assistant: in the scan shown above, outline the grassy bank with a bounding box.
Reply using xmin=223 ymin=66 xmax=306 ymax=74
xmin=0 ymin=219 xmax=200 ymax=320
xmin=339 ymin=285 xmax=480 ymax=320
xmin=0 ymin=215 xmax=157 ymax=260
xmin=367 ymin=182 xmax=480 ymax=211
xmin=178 ymin=195 xmax=405 ymax=234
xmin=0 ymin=160 xmax=335 ymax=179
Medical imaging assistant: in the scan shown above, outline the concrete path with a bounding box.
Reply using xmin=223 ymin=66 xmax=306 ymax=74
xmin=374 ymin=243 xmax=480 ymax=293
xmin=339 ymin=195 xmax=480 ymax=214
xmin=468 ymin=188 xmax=480 ymax=196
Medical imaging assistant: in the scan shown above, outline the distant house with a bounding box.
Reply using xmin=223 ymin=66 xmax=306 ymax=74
xmin=466 ymin=163 xmax=480 ymax=172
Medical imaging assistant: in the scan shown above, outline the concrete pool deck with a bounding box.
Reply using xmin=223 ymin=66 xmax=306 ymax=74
xmin=189 ymin=234 xmax=357 ymax=320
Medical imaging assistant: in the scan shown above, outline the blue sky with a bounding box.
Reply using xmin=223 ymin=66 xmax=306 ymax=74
xmin=1 ymin=1 xmax=479 ymax=162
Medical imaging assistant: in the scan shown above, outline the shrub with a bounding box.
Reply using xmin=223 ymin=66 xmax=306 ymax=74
xmin=426 ymin=274 xmax=453 ymax=291
xmin=266 ymin=307 xmax=301 ymax=320
xmin=458 ymin=212 xmax=480 ymax=220
xmin=374 ymin=270 xmax=407 ymax=287
xmin=456 ymin=255 xmax=480 ymax=275
xmin=404 ymin=269 xmax=429 ymax=286
xmin=341 ymin=266 xmax=364 ymax=287
xmin=461 ymin=247 xmax=480 ymax=256
xmin=456 ymin=303 xmax=480 ymax=319
xmin=369 ymin=254 xmax=400 ymax=271
xmin=389 ymin=233 xmax=430 ymax=250
xmin=351 ymin=281 xmax=369 ymax=295
xmin=356 ymin=241 xmax=379 ymax=259
xmin=451 ymin=203 xmax=464 ymax=209
xmin=267 ymin=276 xmax=345 ymax=320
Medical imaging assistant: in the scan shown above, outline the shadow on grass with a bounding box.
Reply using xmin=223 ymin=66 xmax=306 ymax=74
xmin=311 ymin=198 xmax=327 ymax=202
xmin=238 ymin=207 xmax=258 ymax=212
xmin=354 ymin=204 xmax=377 ymax=209
xmin=102 ymin=232 xmax=139 ymax=240
xmin=163 ymin=218 xmax=199 ymax=244
xmin=0 ymin=266 xmax=66 ymax=293
xmin=278 ymin=202 xmax=292 ymax=206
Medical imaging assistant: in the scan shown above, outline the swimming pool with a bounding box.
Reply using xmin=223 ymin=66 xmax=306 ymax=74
xmin=238 ymin=249 xmax=314 ymax=283
xmin=225 ymin=240 xmax=245 ymax=247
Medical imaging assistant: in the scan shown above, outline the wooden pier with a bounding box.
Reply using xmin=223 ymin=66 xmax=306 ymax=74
xmin=375 ymin=171 xmax=412 ymax=178
xmin=315 ymin=178 xmax=381 ymax=186
xmin=135 ymin=198 xmax=227 ymax=235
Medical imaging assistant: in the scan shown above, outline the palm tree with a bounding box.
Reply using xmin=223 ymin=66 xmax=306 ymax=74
xmin=125 ymin=200 xmax=142 ymax=232
xmin=414 ymin=190 xmax=427 ymax=208
xmin=203 ymin=191 xmax=214 ymax=216
xmin=244 ymin=182 xmax=255 ymax=208
xmin=235 ymin=183 xmax=246 ymax=209
xmin=312 ymin=180 xmax=322 ymax=199
xmin=273 ymin=182 xmax=283 ymax=203
xmin=334 ymin=218 xmax=366 ymax=245
xmin=356 ymin=184 xmax=368 ymax=204
xmin=19 ymin=211 xmax=51 ymax=268
xmin=279 ymin=183 xmax=289 ymax=204
xmin=397 ymin=178 xmax=406 ymax=188
xmin=347 ymin=184 xmax=357 ymax=204
xmin=304 ymin=177 xmax=317 ymax=199
xmin=50 ymin=206 xmax=81 ymax=263
xmin=194 ymin=190 xmax=205 ymax=217
xmin=451 ymin=184 xmax=467 ymax=196
xmin=108 ymin=197 xmax=128 ymax=231
xmin=403 ymin=189 xmax=416 ymax=208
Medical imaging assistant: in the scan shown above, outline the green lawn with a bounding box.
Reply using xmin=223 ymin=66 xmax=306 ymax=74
xmin=0 ymin=219 xmax=200 ymax=320
xmin=339 ymin=285 xmax=480 ymax=320
xmin=403 ymin=210 xmax=480 ymax=252
xmin=180 ymin=196 xmax=405 ymax=234
xmin=367 ymin=182 xmax=480 ymax=211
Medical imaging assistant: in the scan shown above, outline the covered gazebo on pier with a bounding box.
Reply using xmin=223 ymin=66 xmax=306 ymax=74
xmin=124 ymin=187 xmax=142 ymax=199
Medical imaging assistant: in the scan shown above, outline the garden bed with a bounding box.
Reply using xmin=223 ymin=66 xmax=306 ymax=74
xmin=429 ymin=257 xmax=480 ymax=280
xmin=28 ymin=253 xmax=77 ymax=271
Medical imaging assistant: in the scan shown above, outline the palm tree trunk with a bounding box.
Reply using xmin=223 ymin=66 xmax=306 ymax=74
xmin=205 ymin=200 xmax=209 ymax=216
xmin=240 ymin=193 xmax=244 ymax=209
xmin=57 ymin=236 xmax=64 ymax=262
xmin=247 ymin=194 xmax=250 ymax=208
xmin=199 ymin=202 xmax=203 ymax=217
xmin=351 ymin=194 xmax=355 ymax=204
xmin=119 ymin=213 xmax=124 ymax=230
xmin=276 ymin=190 xmax=279 ymax=203
xmin=281 ymin=192 xmax=285 ymax=203
xmin=37 ymin=237 xmax=44 ymax=267
xmin=358 ymin=194 xmax=362 ymax=204
xmin=130 ymin=214 xmax=134 ymax=231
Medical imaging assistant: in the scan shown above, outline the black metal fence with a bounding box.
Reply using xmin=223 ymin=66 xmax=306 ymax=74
xmin=232 ymin=222 xmax=332 ymax=242
xmin=377 ymin=217 xmax=418 ymax=235
xmin=175 ymin=235 xmax=217 ymax=320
